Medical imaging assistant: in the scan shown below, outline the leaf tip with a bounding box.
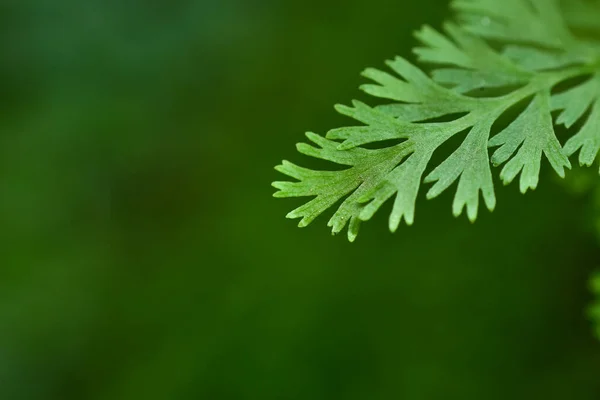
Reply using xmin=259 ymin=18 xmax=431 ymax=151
xmin=467 ymin=211 xmax=478 ymax=224
xmin=334 ymin=103 xmax=351 ymax=115
xmin=297 ymin=218 xmax=310 ymax=228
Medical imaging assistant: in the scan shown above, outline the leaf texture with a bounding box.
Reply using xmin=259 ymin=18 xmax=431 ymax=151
xmin=274 ymin=0 xmax=600 ymax=241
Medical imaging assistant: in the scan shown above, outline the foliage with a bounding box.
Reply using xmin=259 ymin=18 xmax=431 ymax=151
xmin=273 ymin=0 xmax=600 ymax=242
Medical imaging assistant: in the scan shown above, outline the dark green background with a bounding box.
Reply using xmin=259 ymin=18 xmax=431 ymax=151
xmin=0 ymin=0 xmax=599 ymax=399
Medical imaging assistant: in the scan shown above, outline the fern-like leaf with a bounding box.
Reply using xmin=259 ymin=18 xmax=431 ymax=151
xmin=273 ymin=0 xmax=600 ymax=241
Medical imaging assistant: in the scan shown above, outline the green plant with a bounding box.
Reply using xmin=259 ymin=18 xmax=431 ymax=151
xmin=273 ymin=0 xmax=600 ymax=338
xmin=274 ymin=0 xmax=600 ymax=241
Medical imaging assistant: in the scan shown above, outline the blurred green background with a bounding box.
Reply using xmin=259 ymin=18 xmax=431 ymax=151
xmin=1 ymin=0 xmax=599 ymax=399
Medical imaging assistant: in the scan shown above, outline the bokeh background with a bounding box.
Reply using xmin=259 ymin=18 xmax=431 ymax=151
xmin=1 ymin=0 xmax=599 ymax=399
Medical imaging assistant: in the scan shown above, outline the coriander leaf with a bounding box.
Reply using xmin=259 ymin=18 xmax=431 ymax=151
xmin=274 ymin=0 xmax=600 ymax=240
xmin=489 ymin=91 xmax=571 ymax=192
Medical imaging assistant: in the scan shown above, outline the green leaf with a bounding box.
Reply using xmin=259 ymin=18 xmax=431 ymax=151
xmin=552 ymin=75 xmax=600 ymax=128
xmin=489 ymin=91 xmax=571 ymax=192
xmin=273 ymin=132 xmax=413 ymax=241
xmin=274 ymin=0 xmax=600 ymax=240
xmin=414 ymin=23 xmax=531 ymax=92
xmin=424 ymin=119 xmax=496 ymax=221
xmin=452 ymin=0 xmax=574 ymax=48
xmin=553 ymin=75 xmax=600 ymax=172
